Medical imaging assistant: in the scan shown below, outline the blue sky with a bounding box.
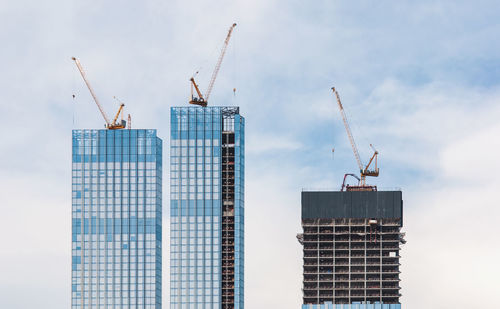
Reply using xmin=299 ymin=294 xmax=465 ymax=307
xmin=1 ymin=1 xmax=500 ymax=308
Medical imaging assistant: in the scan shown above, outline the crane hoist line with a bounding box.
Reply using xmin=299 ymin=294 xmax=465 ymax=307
xmin=332 ymin=87 xmax=379 ymax=191
xmin=72 ymin=57 xmax=127 ymax=130
xmin=189 ymin=23 xmax=237 ymax=107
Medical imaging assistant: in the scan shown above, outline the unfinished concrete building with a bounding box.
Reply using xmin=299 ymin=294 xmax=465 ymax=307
xmin=298 ymin=191 xmax=405 ymax=309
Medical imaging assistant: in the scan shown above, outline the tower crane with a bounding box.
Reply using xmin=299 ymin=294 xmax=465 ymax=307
xmin=332 ymin=87 xmax=379 ymax=190
xmin=190 ymin=23 xmax=237 ymax=107
xmin=72 ymin=57 xmax=126 ymax=130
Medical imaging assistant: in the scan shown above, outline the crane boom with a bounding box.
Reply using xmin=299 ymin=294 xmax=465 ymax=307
xmin=72 ymin=57 xmax=111 ymax=125
xmin=332 ymin=87 xmax=363 ymax=171
xmin=205 ymin=23 xmax=237 ymax=101
xmin=332 ymin=87 xmax=379 ymax=188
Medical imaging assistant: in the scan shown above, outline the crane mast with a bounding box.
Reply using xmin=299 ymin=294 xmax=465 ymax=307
xmin=189 ymin=23 xmax=237 ymax=107
xmin=332 ymin=87 xmax=379 ymax=188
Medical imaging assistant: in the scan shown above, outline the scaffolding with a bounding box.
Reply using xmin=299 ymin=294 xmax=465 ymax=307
xmin=299 ymin=218 xmax=404 ymax=305
xmin=221 ymin=114 xmax=236 ymax=309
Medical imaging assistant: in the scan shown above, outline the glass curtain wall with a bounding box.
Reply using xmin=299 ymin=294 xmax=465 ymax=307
xmin=72 ymin=129 xmax=162 ymax=309
xmin=170 ymin=107 xmax=244 ymax=309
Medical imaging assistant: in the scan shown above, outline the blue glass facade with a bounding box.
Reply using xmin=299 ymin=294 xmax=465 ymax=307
xmin=72 ymin=129 xmax=162 ymax=308
xmin=170 ymin=106 xmax=244 ymax=309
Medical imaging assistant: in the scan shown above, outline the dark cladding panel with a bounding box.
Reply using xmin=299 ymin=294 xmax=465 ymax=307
xmin=302 ymin=192 xmax=345 ymax=218
xmin=351 ymin=192 xmax=368 ymax=217
xmin=302 ymin=191 xmax=402 ymax=220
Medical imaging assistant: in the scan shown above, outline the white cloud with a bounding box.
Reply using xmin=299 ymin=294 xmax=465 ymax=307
xmin=245 ymin=170 xmax=303 ymax=307
xmin=247 ymin=133 xmax=302 ymax=154
xmin=403 ymin=153 xmax=500 ymax=307
xmin=440 ymin=122 xmax=500 ymax=182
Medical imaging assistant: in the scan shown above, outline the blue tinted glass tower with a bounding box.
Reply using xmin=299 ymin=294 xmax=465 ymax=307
xmin=72 ymin=129 xmax=162 ymax=308
xmin=170 ymin=106 xmax=244 ymax=309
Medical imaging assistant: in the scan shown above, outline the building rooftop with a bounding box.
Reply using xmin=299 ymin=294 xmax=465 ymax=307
xmin=301 ymin=191 xmax=402 ymax=220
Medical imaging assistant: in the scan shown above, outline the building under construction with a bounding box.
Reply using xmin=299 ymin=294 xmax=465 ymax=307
xmin=296 ymin=87 xmax=405 ymax=308
xmin=298 ymin=191 xmax=404 ymax=309
xmin=170 ymin=106 xmax=245 ymax=308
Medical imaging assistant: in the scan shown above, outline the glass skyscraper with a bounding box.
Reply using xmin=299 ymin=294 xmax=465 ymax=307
xmin=170 ymin=106 xmax=245 ymax=309
xmin=72 ymin=129 xmax=163 ymax=308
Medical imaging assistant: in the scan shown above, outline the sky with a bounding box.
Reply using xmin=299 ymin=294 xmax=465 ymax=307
xmin=1 ymin=0 xmax=500 ymax=308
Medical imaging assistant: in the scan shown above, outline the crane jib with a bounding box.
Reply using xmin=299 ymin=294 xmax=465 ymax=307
xmin=332 ymin=87 xmax=379 ymax=187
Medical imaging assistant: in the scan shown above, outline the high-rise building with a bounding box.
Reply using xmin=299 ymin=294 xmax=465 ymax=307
xmin=72 ymin=129 xmax=163 ymax=309
xmin=170 ymin=106 xmax=245 ymax=309
xmin=298 ymin=191 xmax=404 ymax=309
